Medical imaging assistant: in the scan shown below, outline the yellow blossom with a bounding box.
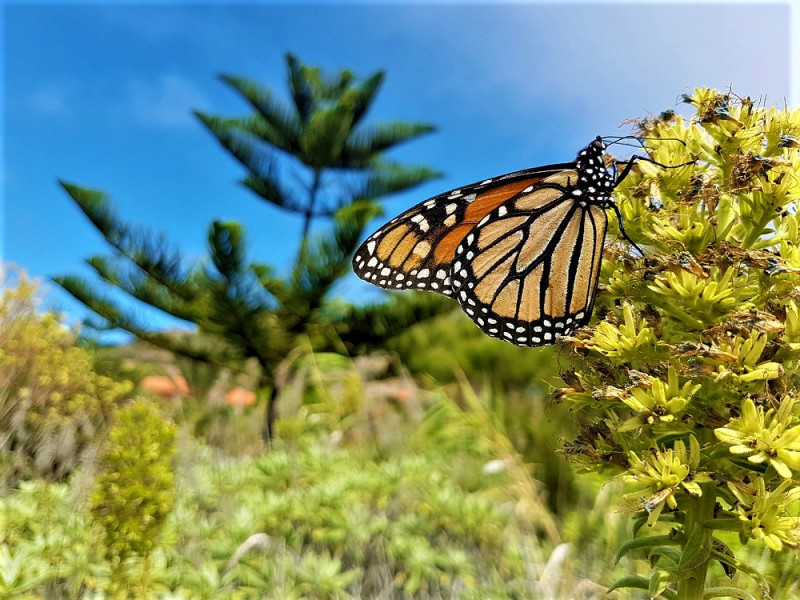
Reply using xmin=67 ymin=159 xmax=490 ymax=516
xmin=715 ymin=397 xmax=800 ymax=478
xmin=728 ymin=477 xmax=800 ymax=551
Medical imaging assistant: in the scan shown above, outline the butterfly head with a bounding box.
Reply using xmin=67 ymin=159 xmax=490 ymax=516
xmin=575 ymin=137 xmax=607 ymax=171
xmin=575 ymin=136 xmax=616 ymax=206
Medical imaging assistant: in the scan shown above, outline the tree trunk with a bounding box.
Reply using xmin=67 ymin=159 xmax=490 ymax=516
xmin=260 ymin=377 xmax=279 ymax=443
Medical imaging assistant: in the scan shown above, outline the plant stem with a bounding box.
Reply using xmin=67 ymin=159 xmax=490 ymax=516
xmin=677 ymin=483 xmax=717 ymax=600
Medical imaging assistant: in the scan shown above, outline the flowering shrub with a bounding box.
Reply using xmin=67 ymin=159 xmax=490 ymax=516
xmin=0 ymin=268 xmax=131 ymax=485
xmin=559 ymin=90 xmax=800 ymax=599
xmin=91 ymin=398 xmax=177 ymax=597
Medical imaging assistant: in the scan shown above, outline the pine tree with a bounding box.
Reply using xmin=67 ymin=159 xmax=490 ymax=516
xmin=55 ymin=54 xmax=442 ymax=440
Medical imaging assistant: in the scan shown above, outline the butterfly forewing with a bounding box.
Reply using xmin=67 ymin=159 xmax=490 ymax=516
xmin=352 ymin=165 xmax=569 ymax=297
xmin=450 ymin=171 xmax=609 ymax=347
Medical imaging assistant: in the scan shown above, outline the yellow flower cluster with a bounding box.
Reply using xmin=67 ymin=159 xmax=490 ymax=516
xmin=557 ymin=89 xmax=800 ymax=586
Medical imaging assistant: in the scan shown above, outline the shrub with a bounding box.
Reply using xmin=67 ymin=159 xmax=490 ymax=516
xmin=0 ymin=267 xmax=131 ymax=485
xmin=558 ymin=90 xmax=800 ymax=598
xmin=91 ymin=398 xmax=177 ymax=597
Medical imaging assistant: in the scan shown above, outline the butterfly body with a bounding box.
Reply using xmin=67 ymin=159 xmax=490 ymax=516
xmin=353 ymin=137 xmax=625 ymax=347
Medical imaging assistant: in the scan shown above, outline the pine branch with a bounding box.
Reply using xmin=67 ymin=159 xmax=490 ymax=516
xmin=58 ymin=181 xmax=198 ymax=302
xmin=284 ymin=200 xmax=380 ymax=331
xmin=341 ymin=122 xmax=436 ymax=167
xmin=197 ymin=112 xmax=296 ymax=159
xmin=354 ymin=162 xmax=442 ymax=199
xmin=194 ymin=113 xmax=305 ymax=212
xmin=217 ymin=74 xmax=301 ymax=149
xmin=52 ymin=274 xmax=234 ymax=365
xmin=205 ymin=221 xmax=283 ymax=366
xmin=298 ymin=105 xmax=354 ymax=167
xmin=240 ymin=174 xmax=308 ymax=213
xmin=251 ymin=263 xmax=290 ymax=306
xmin=349 ymin=71 xmax=385 ymax=127
xmin=286 ymin=53 xmax=314 ymax=123
xmin=338 ymin=292 xmax=456 ymax=352
xmin=85 ymin=255 xmax=206 ymax=323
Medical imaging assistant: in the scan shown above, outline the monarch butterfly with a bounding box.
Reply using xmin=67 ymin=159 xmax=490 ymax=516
xmin=352 ymin=136 xmax=663 ymax=347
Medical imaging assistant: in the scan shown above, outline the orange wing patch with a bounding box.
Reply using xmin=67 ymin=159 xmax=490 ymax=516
xmin=464 ymin=180 xmax=540 ymax=221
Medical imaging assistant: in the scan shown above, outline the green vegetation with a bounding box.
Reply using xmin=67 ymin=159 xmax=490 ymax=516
xmin=560 ymin=90 xmax=800 ymax=599
xmin=0 ymin=268 xmax=131 ymax=487
xmin=91 ymin=399 xmax=177 ymax=597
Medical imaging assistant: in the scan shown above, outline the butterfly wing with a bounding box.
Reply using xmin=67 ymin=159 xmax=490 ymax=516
xmin=450 ymin=170 xmax=609 ymax=347
xmin=352 ymin=163 xmax=574 ymax=297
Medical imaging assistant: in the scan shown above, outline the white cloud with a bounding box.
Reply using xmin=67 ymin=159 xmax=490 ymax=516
xmin=125 ymin=74 xmax=209 ymax=128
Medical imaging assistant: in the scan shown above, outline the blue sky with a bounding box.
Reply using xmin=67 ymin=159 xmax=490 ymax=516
xmin=3 ymin=2 xmax=794 ymax=336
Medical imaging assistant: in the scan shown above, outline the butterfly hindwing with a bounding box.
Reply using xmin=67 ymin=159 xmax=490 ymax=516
xmin=450 ymin=170 xmax=609 ymax=347
xmin=352 ymin=164 xmax=570 ymax=297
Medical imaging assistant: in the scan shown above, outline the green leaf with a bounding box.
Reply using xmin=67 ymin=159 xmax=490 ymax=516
xmin=649 ymin=569 xmax=673 ymax=599
xmin=677 ymin=524 xmax=713 ymax=573
xmin=649 ymin=545 xmax=682 ymax=567
xmin=607 ymin=575 xmax=649 ymax=592
xmin=710 ymin=550 xmax=771 ymax=590
xmin=614 ymin=534 xmax=680 ymax=563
